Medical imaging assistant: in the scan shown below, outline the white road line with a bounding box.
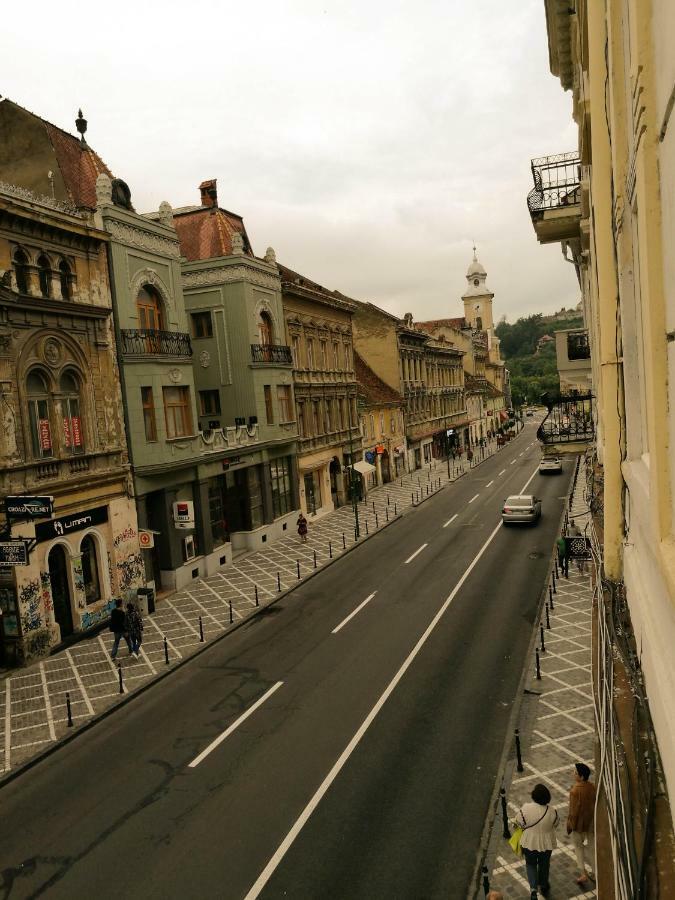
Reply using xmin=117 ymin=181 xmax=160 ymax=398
xmin=519 ymin=452 xmax=524 ymax=457
xmin=468 ymin=493 xmax=479 ymax=504
xmin=499 ymin=469 xmax=506 ymax=476
xmin=188 ymin=681 xmax=284 ymax=769
xmin=486 ymin=480 xmax=494 ymax=488
xmin=443 ymin=514 xmax=458 ymax=528
xmin=4 ymin=678 xmax=11 ymax=771
xmin=404 ymin=543 xmax=428 ymax=564
xmin=332 ymin=593 xmax=377 ymax=634
xmin=65 ymin=650 xmax=95 ymax=716
xmin=510 ymin=459 xmax=516 ymax=465
xmin=39 ymin=663 xmax=56 ymax=741
xmin=243 ymin=515 xmax=507 ymax=900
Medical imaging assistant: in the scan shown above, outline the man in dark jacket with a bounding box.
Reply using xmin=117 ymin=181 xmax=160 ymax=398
xmin=109 ymin=597 xmax=131 ymax=659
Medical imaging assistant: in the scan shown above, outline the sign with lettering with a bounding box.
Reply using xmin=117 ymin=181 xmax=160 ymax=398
xmin=38 ymin=419 xmax=52 ymax=450
xmin=0 ymin=541 xmax=29 ymax=566
xmin=173 ymin=501 xmax=194 ymax=530
xmin=35 ymin=505 xmax=108 ymax=543
xmin=5 ymin=496 xmax=54 ymax=519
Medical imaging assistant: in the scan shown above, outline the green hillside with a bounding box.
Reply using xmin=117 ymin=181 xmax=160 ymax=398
xmin=496 ymin=314 xmax=584 ymax=408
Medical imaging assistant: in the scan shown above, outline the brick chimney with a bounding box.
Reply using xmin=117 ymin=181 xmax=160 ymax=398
xmin=199 ymin=179 xmax=218 ymax=208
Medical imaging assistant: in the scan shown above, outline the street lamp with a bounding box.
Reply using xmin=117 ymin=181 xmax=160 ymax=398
xmin=346 ymin=389 xmax=360 ymax=538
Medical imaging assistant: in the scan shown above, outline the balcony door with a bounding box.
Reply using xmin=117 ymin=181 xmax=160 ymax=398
xmin=137 ymin=286 xmax=164 ymax=331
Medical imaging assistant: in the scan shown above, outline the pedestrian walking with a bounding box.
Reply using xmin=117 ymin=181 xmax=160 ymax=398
xmin=126 ymin=601 xmax=144 ymax=658
xmin=109 ymin=597 xmax=131 ymax=659
xmin=567 ymin=762 xmax=596 ymax=887
xmin=556 ymin=531 xmax=569 ymax=578
xmin=568 ymin=519 xmax=587 ymax=573
xmin=297 ymin=512 xmax=308 ymax=543
xmin=515 ymin=783 xmax=559 ymax=899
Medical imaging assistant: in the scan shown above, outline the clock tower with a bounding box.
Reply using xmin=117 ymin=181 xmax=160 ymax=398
xmin=462 ymin=247 xmax=495 ymax=332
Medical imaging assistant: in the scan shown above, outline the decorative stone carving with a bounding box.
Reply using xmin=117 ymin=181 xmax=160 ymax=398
xmin=182 ymin=265 xmax=280 ymax=291
xmin=0 ymin=330 xmax=12 ymax=353
xmin=0 ymin=180 xmax=85 ymax=218
xmin=96 ymin=173 xmax=113 ymax=206
xmin=168 ymin=368 xmax=182 ymax=383
xmin=158 ymin=201 xmax=174 ymax=228
xmin=106 ymin=220 xmax=181 ymax=259
xmin=128 ymin=268 xmax=173 ymax=312
xmin=264 ymin=246 xmax=277 ymax=266
xmin=403 ymin=312 xmax=414 ymax=327
xmin=231 ymin=232 xmax=244 ymax=255
xmin=0 ymin=392 xmax=18 ymax=461
xmin=43 ymin=337 xmax=62 ymax=367
xmin=199 ymin=350 xmax=211 ymax=368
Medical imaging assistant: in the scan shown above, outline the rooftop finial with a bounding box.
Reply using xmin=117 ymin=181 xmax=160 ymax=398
xmin=472 ymin=242 xmax=477 ymax=261
xmin=75 ymin=109 xmax=87 ymax=144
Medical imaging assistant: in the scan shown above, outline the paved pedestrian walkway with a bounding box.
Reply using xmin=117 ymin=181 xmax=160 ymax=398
xmin=0 ymin=439 xmax=514 ymax=777
xmin=480 ymin=456 xmax=597 ymax=898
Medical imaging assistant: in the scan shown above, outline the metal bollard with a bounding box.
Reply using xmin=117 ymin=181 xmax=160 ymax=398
xmin=426 ymin=484 xmax=429 ymax=495
xmin=365 ymin=520 xmax=369 ymax=535
xmin=66 ymin=691 xmax=73 ymax=727
xmin=387 ymin=494 xmax=390 ymax=505
xmin=297 ymin=559 xmax=301 ymax=579
xmin=229 ymin=599 xmax=233 ymax=624
xmin=255 ymin=584 xmax=259 ymax=606
xmin=385 ymin=507 xmax=389 ymax=521
xmin=549 ymin=588 xmax=554 ymax=611
xmin=554 ymin=558 xmax=559 ymax=578
xmin=342 ymin=532 xmax=346 ymax=549
xmin=313 ymin=550 xmax=317 ymax=569
xmin=372 ymin=501 xmax=376 ymax=512
xmin=549 ymin=584 xmax=553 ymax=606
xmin=164 ymin=637 xmax=169 ymax=665
xmin=118 ymin=663 xmax=124 ymax=693
xmin=500 ymin=787 xmax=511 ymax=839
xmin=277 ymin=571 xmax=281 ymax=591
xmin=515 ymin=728 xmax=524 ymax=772
xmin=199 ymin=615 xmax=205 ymax=642
xmin=394 ymin=502 xmax=398 ymax=515
xmin=412 ymin=492 xmax=415 ymax=504
xmin=375 ymin=513 xmax=379 ymax=528
xmin=540 ymin=623 xmax=546 ymax=652
xmin=545 ymin=602 xmax=551 ymax=630
xmin=329 ymin=541 xmax=333 ymax=559
xmin=536 ymin=648 xmax=541 ymax=679
xmin=482 ymin=866 xmax=490 ymax=896
xmin=552 ymin=569 xmax=557 ymax=594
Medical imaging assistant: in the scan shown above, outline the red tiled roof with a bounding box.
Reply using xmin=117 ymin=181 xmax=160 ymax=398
xmin=43 ymin=122 xmax=114 ymax=208
xmin=173 ymin=207 xmax=252 ymax=261
xmin=416 ymin=317 xmax=467 ymax=333
xmin=354 ymin=352 xmax=402 ymax=407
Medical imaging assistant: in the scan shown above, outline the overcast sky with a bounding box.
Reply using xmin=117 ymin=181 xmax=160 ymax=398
xmin=3 ymin=0 xmax=579 ymax=323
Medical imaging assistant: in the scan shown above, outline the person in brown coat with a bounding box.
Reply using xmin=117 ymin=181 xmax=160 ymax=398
xmin=567 ymin=762 xmax=596 ymax=886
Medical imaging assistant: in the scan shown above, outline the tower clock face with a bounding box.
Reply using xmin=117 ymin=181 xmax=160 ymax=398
xmin=474 ymin=279 xmax=480 ymax=286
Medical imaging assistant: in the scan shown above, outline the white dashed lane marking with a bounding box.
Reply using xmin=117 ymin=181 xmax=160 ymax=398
xmin=404 ymin=544 xmax=428 ymax=565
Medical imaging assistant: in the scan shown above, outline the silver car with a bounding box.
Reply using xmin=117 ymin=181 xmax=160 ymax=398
xmin=539 ymin=456 xmax=562 ymax=474
xmin=502 ymin=494 xmax=542 ymax=525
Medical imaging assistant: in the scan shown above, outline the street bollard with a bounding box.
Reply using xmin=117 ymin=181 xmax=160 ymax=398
xmin=229 ymin=599 xmax=233 ymax=624
xmin=297 ymin=559 xmax=301 ymax=579
xmin=372 ymin=501 xmax=376 ymax=512
xmin=255 ymin=584 xmax=259 ymax=606
xmin=387 ymin=494 xmax=390 ymax=505
xmin=277 ymin=571 xmax=281 ymax=591
xmin=549 ymin=584 xmax=553 ymax=606
xmin=164 ymin=637 xmax=169 ymax=665
xmin=66 ymin=691 xmax=73 ymax=727
xmin=554 ymin=558 xmax=559 ymax=578
xmin=355 ymin=527 xmax=358 ymax=541
xmin=385 ymin=507 xmax=389 ymax=521
xmin=482 ymin=866 xmax=490 ymax=896
xmin=552 ymin=569 xmax=557 ymax=594
xmin=536 ymin=648 xmax=541 ymax=680
xmin=329 ymin=541 xmax=333 ymax=559
xmin=375 ymin=513 xmax=379 ymax=528
xmin=365 ymin=520 xmax=369 ymax=535
xmin=412 ymin=492 xmax=415 ymax=504
xmin=540 ymin=623 xmax=546 ymax=652
xmin=342 ymin=532 xmax=346 ymax=549
xmin=199 ymin=615 xmax=205 ymax=642
xmin=426 ymin=484 xmax=429 ymax=495
xmin=545 ymin=602 xmax=551 ymax=630
xmin=118 ymin=663 xmax=124 ymax=693
xmin=313 ymin=549 xmax=317 ymax=568
xmin=515 ymin=728 xmax=524 ymax=772
xmin=500 ymin=787 xmax=511 ymax=839
xmin=394 ymin=502 xmax=398 ymax=516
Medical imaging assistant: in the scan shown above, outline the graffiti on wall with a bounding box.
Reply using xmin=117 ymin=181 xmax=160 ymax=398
xmin=113 ymin=526 xmax=138 ymax=548
xmin=116 ymin=552 xmax=144 ymax=592
xmin=19 ymin=579 xmax=42 ymax=632
xmin=80 ymin=598 xmax=116 ymax=631
xmin=40 ymin=570 xmax=53 ymax=616
xmin=72 ymin=556 xmax=86 ymax=609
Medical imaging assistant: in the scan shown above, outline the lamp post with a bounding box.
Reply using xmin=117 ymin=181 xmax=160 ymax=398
xmin=346 ymin=389 xmax=360 ymax=538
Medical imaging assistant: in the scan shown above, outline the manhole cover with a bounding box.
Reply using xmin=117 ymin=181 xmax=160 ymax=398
xmin=529 ymin=551 xmax=542 ymax=559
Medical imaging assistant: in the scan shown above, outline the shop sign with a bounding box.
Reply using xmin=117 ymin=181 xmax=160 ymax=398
xmin=222 ymin=456 xmax=242 ymax=470
xmin=38 ymin=418 xmax=52 ymax=450
xmin=35 ymin=505 xmax=108 ymax=543
xmin=173 ymin=501 xmax=195 ymax=530
xmin=0 ymin=541 xmax=29 ymax=566
xmin=139 ymin=530 xmax=155 ymax=549
xmin=375 ymin=445 xmax=385 ymax=455
xmin=446 ymin=429 xmax=455 ymax=437
xmin=5 ymin=496 xmax=54 ymax=519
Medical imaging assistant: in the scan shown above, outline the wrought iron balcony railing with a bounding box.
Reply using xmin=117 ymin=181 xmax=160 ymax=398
xmin=121 ymin=329 xmax=192 ymax=357
xmin=537 ymin=391 xmax=595 ymax=445
xmin=567 ymin=330 xmax=590 ymax=360
xmin=251 ymin=343 xmax=293 ymax=364
xmin=527 ymin=152 xmax=581 ymax=213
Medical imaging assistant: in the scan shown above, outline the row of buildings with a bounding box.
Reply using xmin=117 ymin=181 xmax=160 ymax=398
xmin=528 ymin=0 xmax=675 ymax=884
xmin=0 ymin=98 xmax=508 ymax=665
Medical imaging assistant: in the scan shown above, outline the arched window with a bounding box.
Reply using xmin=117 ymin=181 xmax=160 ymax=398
xmin=59 ymin=260 xmax=72 ymax=300
xmin=476 ymin=316 xmax=483 ymax=330
xmin=13 ymin=249 xmax=29 ymax=294
xmin=27 ymin=370 xmax=53 ymax=458
xmin=80 ymin=535 xmax=101 ymax=604
xmin=60 ymin=370 xmax=84 ymax=455
xmin=37 ymin=255 xmax=52 ymax=298
xmin=136 ymin=285 xmax=164 ymax=331
xmin=258 ymin=310 xmax=273 ymax=346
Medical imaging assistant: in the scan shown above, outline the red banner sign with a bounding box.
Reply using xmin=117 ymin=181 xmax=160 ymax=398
xmin=38 ymin=419 xmax=52 ymax=450
xmin=63 ymin=417 xmax=71 ymax=447
xmin=71 ymin=416 xmax=82 ymax=447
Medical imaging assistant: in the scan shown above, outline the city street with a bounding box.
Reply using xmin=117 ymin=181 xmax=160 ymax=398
xmin=0 ymin=422 xmax=574 ymax=900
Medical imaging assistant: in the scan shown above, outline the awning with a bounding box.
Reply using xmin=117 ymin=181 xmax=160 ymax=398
xmin=351 ymin=460 xmax=376 ymax=475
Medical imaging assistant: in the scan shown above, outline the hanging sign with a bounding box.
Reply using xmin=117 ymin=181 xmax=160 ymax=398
xmin=0 ymin=541 xmax=29 ymax=566
xmin=5 ymin=496 xmax=54 ymax=519
xmin=71 ymin=416 xmax=82 ymax=447
xmin=173 ymin=501 xmax=195 ymax=530
xmin=139 ymin=530 xmax=155 ymax=549
xmin=63 ymin=417 xmax=71 ymax=447
xmin=38 ymin=419 xmax=52 ymax=450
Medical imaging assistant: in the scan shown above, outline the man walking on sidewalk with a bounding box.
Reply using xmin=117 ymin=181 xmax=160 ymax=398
xmin=109 ymin=597 xmax=132 ymax=660
xmin=567 ymin=762 xmax=596 ymax=887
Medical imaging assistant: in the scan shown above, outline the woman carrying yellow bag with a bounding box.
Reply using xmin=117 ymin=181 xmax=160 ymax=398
xmin=513 ymin=784 xmax=559 ymax=900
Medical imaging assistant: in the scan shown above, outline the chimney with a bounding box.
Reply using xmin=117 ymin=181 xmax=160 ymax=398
xmin=199 ymin=179 xmax=218 ymax=208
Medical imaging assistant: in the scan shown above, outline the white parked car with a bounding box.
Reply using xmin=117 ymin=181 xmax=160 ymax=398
xmin=502 ymin=495 xmax=542 ymax=525
xmin=539 ymin=456 xmax=562 ymax=474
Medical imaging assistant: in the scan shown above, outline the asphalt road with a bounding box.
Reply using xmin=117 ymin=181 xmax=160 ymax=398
xmin=0 ymin=423 xmax=574 ymax=900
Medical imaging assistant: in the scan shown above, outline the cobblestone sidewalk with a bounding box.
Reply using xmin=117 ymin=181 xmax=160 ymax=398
xmin=481 ymin=457 xmax=597 ymax=899
xmin=0 ymin=439 xmax=514 ymax=777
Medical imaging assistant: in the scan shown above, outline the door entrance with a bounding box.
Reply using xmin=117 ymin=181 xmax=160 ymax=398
xmin=304 ymin=472 xmax=320 ymax=515
xmin=48 ymin=545 xmax=74 ymax=638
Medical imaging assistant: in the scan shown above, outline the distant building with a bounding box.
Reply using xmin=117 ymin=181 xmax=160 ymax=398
xmin=355 ymin=352 xmax=405 ymax=486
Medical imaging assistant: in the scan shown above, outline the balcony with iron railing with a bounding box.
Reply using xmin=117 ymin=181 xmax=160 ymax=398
xmin=120 ymin=329 xmax=192 ymax=357
xmin=527 ymin=152 xmax=582 ymax=244
xmin=251 ymin=343 xmax=293 ymax=365
xmin=537 ymin=392 xmax=595 ymax=446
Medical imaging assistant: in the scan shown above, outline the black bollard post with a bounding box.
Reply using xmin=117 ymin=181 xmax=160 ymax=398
xmin=164 ymin=637 xmax=169 ymax=665
xmin=515 ymin=728 xmax=524 ymax=772
xmin=536 ymin=648 xmax=541 ymax=679
xmin=365 ymin=520 xmax=369 ymax=535
xmin=387 ymin=494 xmax=390 ymax=505
xmin=66 ymin=691 xmax=73 ymax=727
xmin=255 ymin=584 xmax=259 ymax=606
xmin=394 ymin=502 xmax=398 ymax=515
xmin=297 ymin=559 xmax=301 ymax=579
xmin=342 ymin=532 xmax=346 ymax=549
xmin=482 ymin=866 xmax=490 ymax=896
xmin=118 ymin=663 xmax=124 ymax=693
xmin=329 ymin=541 xmax=333 ymax=558
xmin=500 ymin=787 xmax=511 ymax=839
xmin=540 ymin=623 xmax=546 ymax=652
xmin=229 ymin=599 xmax=233 ymax=624
xmin=549 ymin=587 xmax=554 ymax=611
xmin=375 ymin=512 xmax=379 ymax=528
xmin=552 ymin=569 xmax=557 ymax=594
xmin=545 ymin=602 xmax=551 ymax=630
xmin=355 ymin=527 xmax=358 ymax=541
xmin=412 ymin=492 xmax=415 ymax=504
xmin=277 ymin=571 xmax=281 ymax=591
xmin=385 ymin=507 xmax=389 ymax=521
xmin=199 ymin=615 xmax=205 ymax=642
xmin=554 ymin=558 xmax=559 ymax=578
xmin=426 ymin=484 xmax=429 ymax=496
xmin=313 ymin=549 xmax=317 ymax=568
xmin=372 ymin=501 xmax=376 ymax=513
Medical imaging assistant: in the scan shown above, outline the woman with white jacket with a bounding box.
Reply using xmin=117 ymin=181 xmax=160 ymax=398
xmin=516 ymin=783 xmax=559 ymax=899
